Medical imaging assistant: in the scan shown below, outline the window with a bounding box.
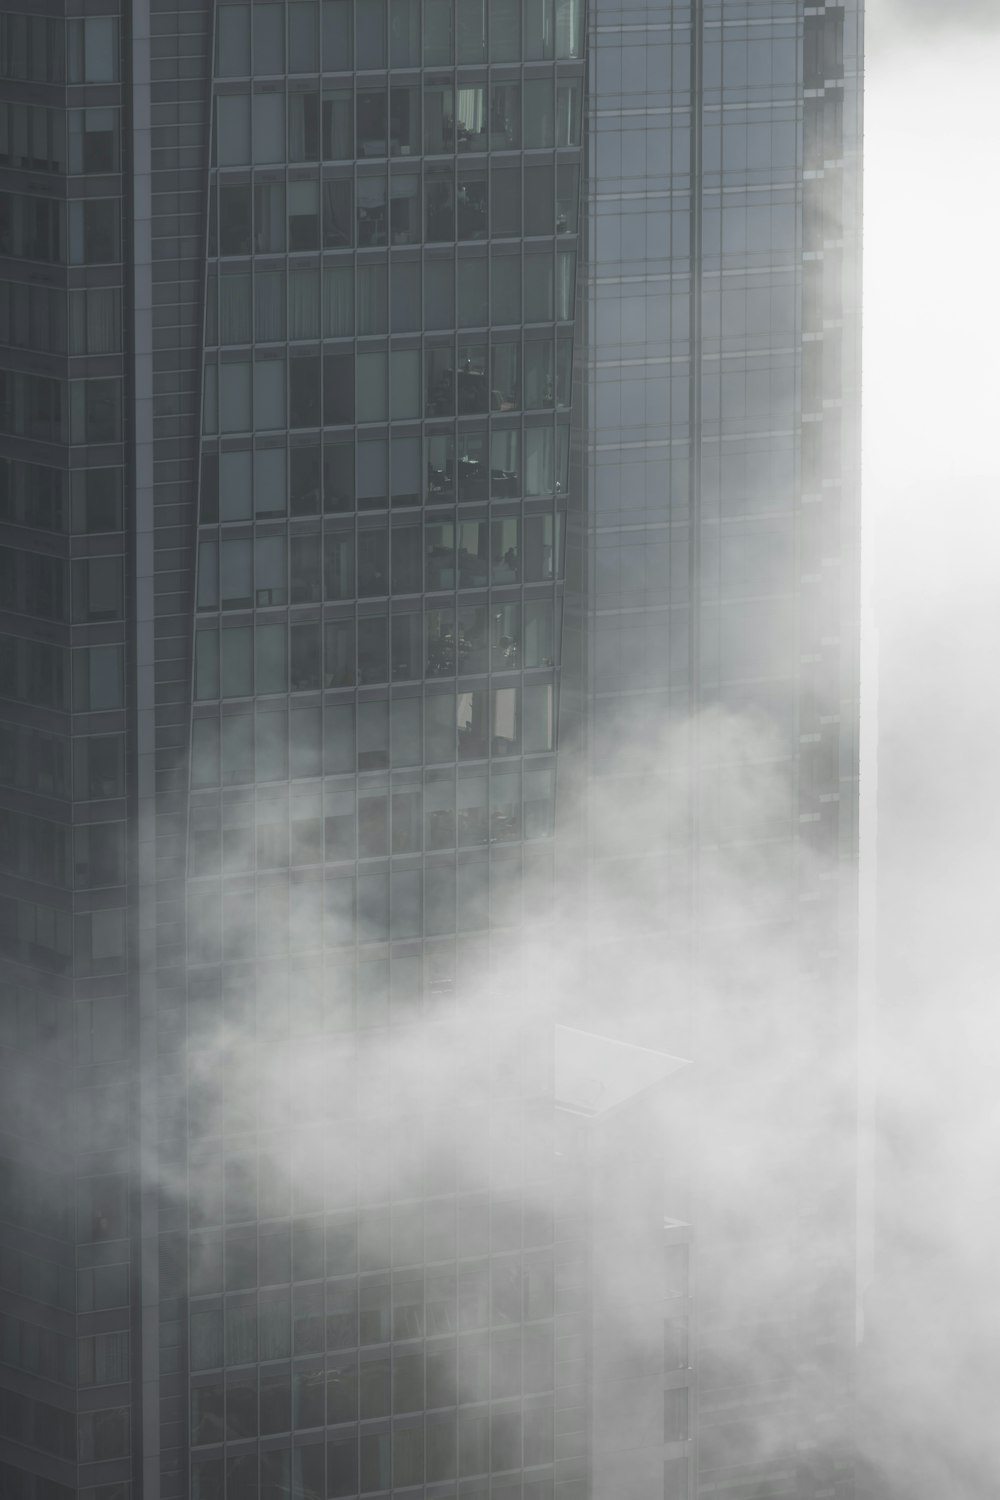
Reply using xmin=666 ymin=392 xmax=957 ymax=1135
xmin=69 ymin=199 xmax=119 ymax=264
xmin=491 ymin=82 xmax=520 ymax=149
xmin=74 ymin=736 xmax=125 ymax=800
xmin=70 ymin=379 xmax=122 ymax=444
xmin=68 ymin=109 xmax=119 ymax=174
xmin=356 ymin=0 xmax=386 ymax=67
xmin=73 ymin=557 xmax=123 ymax=623
xmin=74 ymin=645 xmax=123 ymax=711
xmin=323 ymin=88 xmax=353 ymax=159
xmin=67 ymin=17 xmax=118 ymax=82
xmin=253 ymin=3 xmax=285 ymax=71
xmin=664 ymin=1387 xmax=689 ymax=1442
xmin=323 ymin=179 xmax=353 ymax=248
xmin=77 ymin=1176 xmax=127 ymax=1243
xmin=216 ymin=5 xmax=251 ymax=75
xmin=491 ymin=163 xmax=521 ymax=237
xmin=0 ymin=191 xmax=65 ymax=264
xmin=0 ymin=103 xmax=65 ymax=172
xmin=78 ymin=1407 xmax=129 ymax=1462
xmin=253 ymin=93 xmax=285 ymax=164
xmin=289 ymin=92 xmax=320 ymax=161
xmin=291 ymin=446 xmax=321 ymax=514
xmin=357 ymin=176 xmax=386 ymax=246
xmin=254 ymin=182 xmax=285 ymax=252
xmin=68 ymin=289 xmax=121 ymax=355
xmin=0 ymin=15 xmax=66 ymax=83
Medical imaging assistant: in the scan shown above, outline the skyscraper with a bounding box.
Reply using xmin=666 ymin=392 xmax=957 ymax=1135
xmin=0 ymin=4 xmax=862 ymax=1500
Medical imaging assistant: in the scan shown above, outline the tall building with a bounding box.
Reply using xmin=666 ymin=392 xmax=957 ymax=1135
xmin=0 ymin=4 xmax=861 ymax=1500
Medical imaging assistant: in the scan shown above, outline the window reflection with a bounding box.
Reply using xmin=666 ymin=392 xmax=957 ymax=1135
xmin=458 ymin=523 xmax=489 ymax=589
xmin=491 ymin=604 xmax=520 ymax=671
xmin=457 ymin=432 xmax=488 ymax=502
xmin=458 ymin=606 xmax=487 ymax=673
xmin=491 ymin=519 xmax=520 ymax=584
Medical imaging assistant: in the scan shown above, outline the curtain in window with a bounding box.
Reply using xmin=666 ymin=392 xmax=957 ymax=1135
xmin=456 ymin=86 xmax=486 ymax=134
xmin=288 ymin=268 xmax=320 ymax=339
xmin=524 ymin=427 xmax=554 ymax=497
xmin=255 ymin=269 xmax=286 ymax=342
xmin=323 ymin=265 xmax=354 ymax=336
xmin=555 ymin=0 xmax=584 ymax=58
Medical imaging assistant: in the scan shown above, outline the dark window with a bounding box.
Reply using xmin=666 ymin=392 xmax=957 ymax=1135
xmin=290 ymin=622 xmax=321 ymax=690
xmin=491 ymin=164 xmax=521 ymax=237
xmin=357 ymin=616 xmax=388 ymax=684
xmin=324 ymin=533 xmax=354 ymax=601
xmin=356 ymin=0 xmax=386 ymax=67
xmin=219 ymin=183 xmax=252 ymax=255
xmin=425 ymin=168 xmax=454 ymax=241
xmin=289 ymin=92 xmax=321 ymax=161
xmin=69 ymin=199 xmax=119 ymax=264
xmin=290 ymin=355 xmax=321 ymax=428
xmin=357 ymin=528 xmax=387 ymax=596
xmin=290 ymin=534 xmax=322 ymax=604
xmin=323 ymin=438 xmax=355 ymax=512
xmin=290 ymin=444 xmax=321 ymax=514
xmin=254 ymin=182 xmax=285 ymax=253
xmin=323 ymin=353 xmax=354 ymax=425
xmin=73 ymin=557 xmax=123 ymax=623
xmin=322 ymin=179 xmax=353 ymax=248
xmin=71 ymin=474 xmax=122 ymax=540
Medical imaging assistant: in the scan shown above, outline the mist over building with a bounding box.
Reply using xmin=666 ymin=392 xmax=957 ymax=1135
xmin=0 ymin=4 xmax=862 ymax=1500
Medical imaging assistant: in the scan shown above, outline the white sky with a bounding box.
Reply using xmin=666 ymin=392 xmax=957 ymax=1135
xmin=861 ymin=15 xmax=1000 ymax=1488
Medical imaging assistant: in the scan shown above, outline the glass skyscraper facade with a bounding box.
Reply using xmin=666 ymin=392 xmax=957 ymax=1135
xmin=0 ymin=3 xmax=861 ymax=1500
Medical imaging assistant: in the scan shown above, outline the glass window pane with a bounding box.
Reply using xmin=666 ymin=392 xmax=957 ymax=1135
xmin=490 ymin=0 xmax=520 ymax=61
xmin=424 ymin=0 xmax=453 ymax=64
xmin=257 ymin=268 xmax=287 ymax=341
xmin=217 ymin=6 xmax=251 ymax=75
xmin=356 ymin=0 xmax=387 ymax=67
xmin=324 ymin=264 xmax=355 ymax=336
xmin=220 ymin=450 xmax=252 ymax=521
xmin=322 ymin=0 xmax=353 ymax=69
xmin=523 ymin=80 xmax=554 ymax=147
xmin=458 ymin=259 xmax=488 ymax=327
xmin=389 ymin=0 xmax=420 ymax=66
xmin=220 ymin=362 xmax=251 ymax=432
xmin=356 ymin=352 xmax=387 ymax=423
xmin=357 ymin=265 xmax=387 ymax=334
xmin=253 ymin=93 xmax=285 ymax=164
xmin=288 ymin=1 xmax=319 ymax=71
xmin=390 ymin=350 xmax=420 ymax=420
xmin=254 ymin=453 xmax=284 ymax=519
xmin=216 ymin=95 xmax=250 ymax=165
xmin=254 ymin=4 xmax=285 ymax=71
xmin=254 ymin=358 xmax=286 ymax=430
xmin=221 ymin=627 xmax=252 ymax=697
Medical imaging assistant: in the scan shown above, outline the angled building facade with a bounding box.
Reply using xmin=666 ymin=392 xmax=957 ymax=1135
xmin=0 ymin=4 xmax=861 ymax=1500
